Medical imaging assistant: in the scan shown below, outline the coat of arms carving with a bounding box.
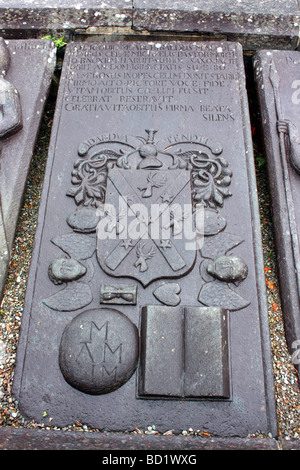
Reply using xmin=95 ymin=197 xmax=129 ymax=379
xmin=66 ymin=128 xmax=231 ymax=286
xmin=43 ymin=127 xmax=249 ymax=313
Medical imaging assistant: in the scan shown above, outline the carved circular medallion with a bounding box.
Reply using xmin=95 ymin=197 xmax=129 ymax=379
xmin=59 ymin=308 xmax=139 ymax=395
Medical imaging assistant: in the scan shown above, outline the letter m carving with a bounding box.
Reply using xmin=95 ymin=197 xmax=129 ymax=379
xmin=104 ymin=342 xmax=123 ymax=364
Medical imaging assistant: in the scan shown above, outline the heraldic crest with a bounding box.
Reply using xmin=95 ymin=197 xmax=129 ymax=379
xmin=43 ymin=128 xmax=250 ymax=314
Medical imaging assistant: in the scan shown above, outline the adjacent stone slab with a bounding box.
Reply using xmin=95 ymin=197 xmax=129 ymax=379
xmin=1 ymin=0 xmax=299 ymax=50
xmin=0 ymin=39 xmax=56 ymax=300
xmin=254 ymin=50 xmax=300 ymax=376
xmin=13 ymin=41 xmax=277 ymax=437
xmin=0 ymin=0 xmax=132 ymax=38
xmin=133 ymin=0 xmax=300 ymax=50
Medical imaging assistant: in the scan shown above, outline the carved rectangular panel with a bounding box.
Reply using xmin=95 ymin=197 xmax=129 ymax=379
xmin=13 ymin=41 xmax=277 ymax=437
xmin=254 ymin=50 xmax=300 ymax=377
xmin=139 ymin=306 xmax=229 ymax=398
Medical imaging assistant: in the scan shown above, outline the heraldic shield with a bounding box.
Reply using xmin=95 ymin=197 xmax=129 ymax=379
xmin=96 ymin=130 xmax=197 ymax=287
xmin=66 ymin=128 xmax=232 ymax=288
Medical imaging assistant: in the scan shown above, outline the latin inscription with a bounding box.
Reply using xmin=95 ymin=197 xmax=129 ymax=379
xmin=64 ymin=42 xmax=237 ymax=120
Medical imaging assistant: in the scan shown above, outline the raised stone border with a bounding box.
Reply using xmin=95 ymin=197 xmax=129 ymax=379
xmin=0 ymin=1 xmax=300 ymax=50
xmin=0 ymin=428 xmax=280 ymax=450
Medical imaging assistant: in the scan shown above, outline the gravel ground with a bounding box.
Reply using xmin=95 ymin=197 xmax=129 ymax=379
xmin=0 ymin=55 xmax=299 ymax=441
xmin=254 ymin=131 xmax=300 ymax=440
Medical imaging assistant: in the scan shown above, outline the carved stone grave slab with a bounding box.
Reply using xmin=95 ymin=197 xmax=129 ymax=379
xmin=13 ymin=41 xmax=277 ymax=437
xmin=254 ymin=50 xmax=300 ymax=376
xmin=0 ymin=39 xmax=56 ymax=300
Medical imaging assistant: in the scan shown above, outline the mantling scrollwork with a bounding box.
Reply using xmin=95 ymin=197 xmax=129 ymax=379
xmin=66 ymin=149 xmax=128 ymax=207
xmin=46 ymin=129 xmax=249 ymax=313
xmin=191 ymin=155 xmax=232 ymax=208
xmin=67 ymin=130 xmax=232 ymax=210
xmin=167 ymin=148 xmax=232 ymax=209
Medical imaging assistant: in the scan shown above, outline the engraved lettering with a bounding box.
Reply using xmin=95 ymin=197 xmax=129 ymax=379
xmin=64 ymin=43 xmax=237 ymax=114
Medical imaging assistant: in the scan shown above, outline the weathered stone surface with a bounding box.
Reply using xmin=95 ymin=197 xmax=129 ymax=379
xmin=13 ymin=41 xmax=276 ymax=437
xmin=0 ymin=1 xmax=132 ymax=38
xmin=0 ymin=39 xmax=56 ymax=300
xmin=133 ymin=0 xmax=300 ymax=50
xmin=254 ymin=50 xmax=300 ymax=376
xmin=0 ymin=0 xmax=299 ymax=50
